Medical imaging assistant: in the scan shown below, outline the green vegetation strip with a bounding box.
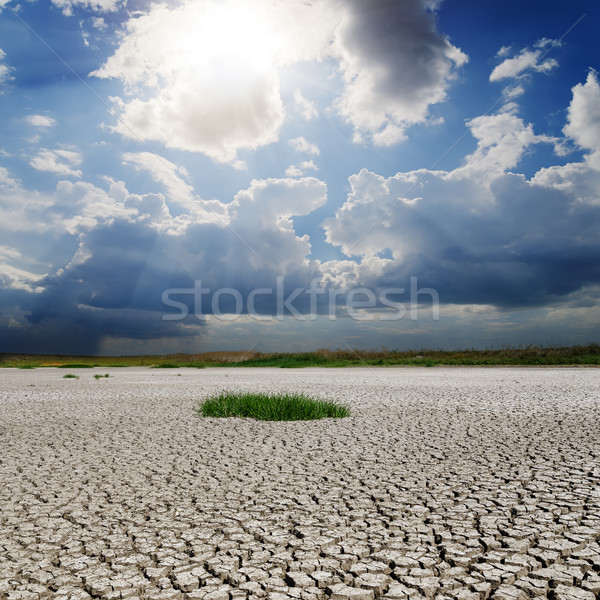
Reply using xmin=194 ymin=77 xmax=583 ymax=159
xmin=1 ymin=345 xmax=599 ymax=368
xmin=198 ymin=392 xmax=350 ymax=421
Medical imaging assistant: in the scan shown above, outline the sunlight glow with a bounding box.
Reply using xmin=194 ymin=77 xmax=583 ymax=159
xmin=182 ymin=1 xmax=278 ymax=76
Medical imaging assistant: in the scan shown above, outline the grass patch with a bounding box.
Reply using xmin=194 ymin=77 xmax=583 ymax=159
xmin=198 ymin=391 xmax=350 ymax=421
xmin=94 ymin=373 xmax=110 ymax=379
xmin=151 ymin=363 xmax=180 ymax=368
xmin=227 ymin=352 xmax=338 ymax=368
xmin=57 ymin=364 xmax=94 ymax=368
xmin=17 ymin=365 xmax=37 ymax=369
xmin=63 ymin=374 xmax=79 ymax=379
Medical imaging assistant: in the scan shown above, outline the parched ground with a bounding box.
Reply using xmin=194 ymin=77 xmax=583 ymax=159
xmin=0 ymin=367 xmax=599 ymax=600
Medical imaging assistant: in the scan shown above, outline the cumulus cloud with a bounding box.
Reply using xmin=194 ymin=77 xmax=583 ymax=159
xmin=30 ymin=148 xmax=83 ymax=178
xmin=0 ymin=167 xmax=328 ymax=352
xmin=532 ymin=70 xmax=600 ymax=201
xmin=324 ymin=167 xmax=599 ymax=308
xmin=490 ymin=38 xmax=560 ymax=82
xmin=563 ymin=70 xmax=600 ymax=158
xmin=26 ymin=114 xmax=56 ymax=128
xmin=331 ymin=0 xmax=467 ymax=145
xmin=323 ymin=77 xmax=600 ymax=308
xmin=452 ymin=113 xmax=556 ymax=182
xmin=289 ymin=136 xmax=320 ymax=155
xmin=30 ymin=175 xmax=325 ymax=323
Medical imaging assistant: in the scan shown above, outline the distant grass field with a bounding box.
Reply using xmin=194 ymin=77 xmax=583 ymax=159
xmin=1 ymin=344 xmax=598 ymax=368
xmin=198 ymin=391 xmax=350 ymax=421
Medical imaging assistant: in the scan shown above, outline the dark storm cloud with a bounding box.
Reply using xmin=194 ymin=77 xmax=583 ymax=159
xmin=333 ymin=0 xmax=467 ymax=143
xmin=324 ymin=168 xmax=600 ymax=309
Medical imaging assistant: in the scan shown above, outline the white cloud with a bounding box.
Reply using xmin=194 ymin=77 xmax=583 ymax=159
xmin=0 ymin=49 xmax=13 ymax=91
xmin=0 ymin=244 xmax=21 ymax=261
xmin=289 ymin=136 xmax=320 ymax=155
xmin=233 ymin=176 xmax=326 ymax=235
xmin=499 ymin=101 xmax=519 ymax=115
xmin=503 ymin=84 xmax=525 ymax=99
xmin=0 ymin=264 xmax=44 ymax=292
xmin=294 ymin=89 xmax=318 ymax=120
xmin=285 ymin=165 xmax=303 ymax=177
xmin=285 ymin=160 xmax=318 ymax=177
xmin=30 ymin=149 xmax=83 ymax=178
xmin=532 ymin=70 xmax=600 ymax=202
xmin=26 ymin=114 xmax=56 ymax=128
xmin=453 ymin=113 xmax=556 ymax=182
xmin=81 ymin=24 xmax=90 ymax=47
xmin=53 ymin=179 xmax=139 ymax=233
xmin=490 ymin=39 xmax=560 ymax=82
xmin=331 ymin=0 xmax=467 ymax=146
xmin=563 ymin=70 xmax=600 ymax=155
xmin=92 ymin=1 xmax=305 ymax=164
xmin=0 ymin=242 xmax=46 ymax=293
xmin=122 ymin=152 xmax=195 ymax=209
xmin=533 ymin=162 xmax=600 ymax=205
xmin=92 ymin=17 xmax=106 ymax=30
xmin=300 ymin=160 xmax=318 ymax=171
xmin=0 ymin=166 xmax=20 ymax=190
xmin=51 ymin=0 xmax=123 ymax=16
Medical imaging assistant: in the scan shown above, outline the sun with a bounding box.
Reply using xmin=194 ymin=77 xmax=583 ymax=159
xmin=181 ymin=0 xmax=278 ymax=76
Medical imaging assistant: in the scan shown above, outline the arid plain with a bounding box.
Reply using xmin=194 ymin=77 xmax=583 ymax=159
xmin=0 ymin=367 xmax=599 ymax=600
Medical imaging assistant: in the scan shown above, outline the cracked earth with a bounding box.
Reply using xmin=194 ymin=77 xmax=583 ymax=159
xmin=1 ymin=367 xmax=599 ymax=600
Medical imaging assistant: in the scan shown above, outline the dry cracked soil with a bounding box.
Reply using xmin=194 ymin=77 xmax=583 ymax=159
xmin=0 ymin=367 xmax=599 ymax=600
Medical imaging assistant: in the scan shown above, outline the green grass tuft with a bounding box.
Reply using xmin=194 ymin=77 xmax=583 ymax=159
xmin=94 ymin=373 xmax=110 ymax=379
xmin=57 ymin=364 xmax=94 ymax=368
xmin=198 ymin=391 xmax=350 ymax=421
xmin=63 ymin=374 xmax=79 ymax=379
xmin=18 ymin=365 xmax=37 ymax=369
xmin=151 ymin=363 xmax=180 ymax=368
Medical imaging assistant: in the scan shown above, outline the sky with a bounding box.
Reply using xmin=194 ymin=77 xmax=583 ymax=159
xmin=0 ymin=0 xmax=599 ymax=356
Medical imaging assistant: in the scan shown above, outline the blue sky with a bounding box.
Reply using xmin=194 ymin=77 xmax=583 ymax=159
xmin=0 ymin=0 xmax=599 ymax=355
